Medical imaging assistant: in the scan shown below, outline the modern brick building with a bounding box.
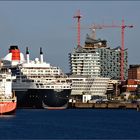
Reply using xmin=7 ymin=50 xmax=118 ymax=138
xmin=128 ymin=65 xmax=140 ymax=80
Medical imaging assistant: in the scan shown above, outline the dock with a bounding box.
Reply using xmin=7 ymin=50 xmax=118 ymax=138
xmin=68 ymin=102 xmax=139 ymax=110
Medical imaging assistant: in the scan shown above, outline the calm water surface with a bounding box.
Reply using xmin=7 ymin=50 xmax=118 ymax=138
xmin=0 ymin=109 xmax=140 ymax=139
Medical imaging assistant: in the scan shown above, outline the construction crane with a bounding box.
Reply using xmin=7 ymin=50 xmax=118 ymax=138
xmin=73 ymin=11 xmax=133 ymax=80
xmin=73 ymin=10 xmax=82 ymax=47
xmin=87 ymin=24 xmax=103 ymax=40
xmin=73 ymin=10 xmax=102 ymax=45
xmin=94 ymin=19 xmax=133 ymax=81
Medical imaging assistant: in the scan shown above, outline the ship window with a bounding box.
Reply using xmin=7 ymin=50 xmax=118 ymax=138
xmin=6 ymin=79 xmax=11 ymax=81
xmin=39 ymin=83 xmax=43 ymax=85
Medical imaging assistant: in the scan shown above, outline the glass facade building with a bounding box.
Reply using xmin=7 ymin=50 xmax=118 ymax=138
xmin=69 ymin=34 xmax=128 ymax=80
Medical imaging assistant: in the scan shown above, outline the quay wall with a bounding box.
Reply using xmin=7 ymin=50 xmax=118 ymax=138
xmin=68 ymin=102 xmax=138 ymax=109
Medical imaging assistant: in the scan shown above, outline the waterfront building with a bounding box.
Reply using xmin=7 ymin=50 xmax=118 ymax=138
xmin=106 ymin=79 xmax=120 ymax=99
xmin=121 ymin=79 xmax=140 ymax=93
xmin=69 ymin=47 xmax=100 ymax=77
xmin=69 ymin=32 xmax=128 ymax=101
xmin=120 ymin=65 xmax=140 ymax=93
xmin=69 ymin=33 xmax=128 ymax=80
xmin=128 ymin=65 xmax=140 ymax=80
xmin=69 ymin=75 xmax=110 ymax=102
xmin=96 ymin=47 xmax=128 ymax=80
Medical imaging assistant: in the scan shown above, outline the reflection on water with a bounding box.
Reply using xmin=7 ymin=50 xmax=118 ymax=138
xmin=0 ymin=114 xmax=15 ymax=119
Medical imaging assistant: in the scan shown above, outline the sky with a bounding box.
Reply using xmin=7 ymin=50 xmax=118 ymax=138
xmin=0 ymin=1 xmax=139 ymax=72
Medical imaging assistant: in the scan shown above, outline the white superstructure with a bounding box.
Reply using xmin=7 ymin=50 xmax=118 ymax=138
xmin=14 ymin=62 xmax=71 ymax=90
xmin=12 ymin=47 xmax=71 ymax=91
xmin=0 ymin=64 xmax=13 ymax=98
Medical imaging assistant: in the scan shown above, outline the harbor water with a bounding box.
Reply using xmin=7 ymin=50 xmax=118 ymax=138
xmin=0 ymin=109 xmax=140 ymax=139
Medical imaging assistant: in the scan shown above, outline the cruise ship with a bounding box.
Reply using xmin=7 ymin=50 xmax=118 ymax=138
xmin=3 ymin=46 xmax=72 ymax=109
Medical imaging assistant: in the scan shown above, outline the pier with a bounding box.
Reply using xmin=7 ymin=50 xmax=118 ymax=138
xmin=69 ymin=102 xmax=139 ymax=110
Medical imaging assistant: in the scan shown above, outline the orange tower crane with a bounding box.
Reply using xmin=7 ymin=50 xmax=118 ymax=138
xmin=73 ymin=12 xmax=133 ymax=80
xmin=73 ymin=10 xmax=82 ymax=47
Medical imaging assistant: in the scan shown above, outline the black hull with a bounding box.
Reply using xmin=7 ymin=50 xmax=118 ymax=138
xmin=28 ymin=89 xmax=71 ymax=109
xmin=15 ymin=89 xmax=71 ymax=109
xmin=15 ymin=90 xmax=30 ymax=108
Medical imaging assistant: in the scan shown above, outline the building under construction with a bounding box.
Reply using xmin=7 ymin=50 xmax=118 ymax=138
xmin=69 ymin=33 xmax=128 ymax=80
xmin=69 ymin=44 xmax=100 ymax=77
